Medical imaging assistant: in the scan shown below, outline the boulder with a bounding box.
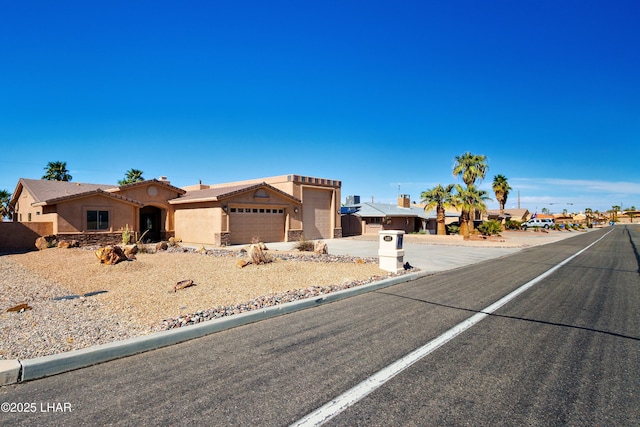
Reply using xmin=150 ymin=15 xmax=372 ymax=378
xmin=35 ymin=235 xmax=57 ymax=250
xmin=247 ymin=243 xmax=270 ymax=265
xmin=314 ymin=240 xmax=328 ymax=255
xmin=58 ymin=240 xmax=79 ymax=249
xmin=123 ymin=244 xmax=138 ymax=258
xmin=95 ymin=246 xmax=129 ymax=265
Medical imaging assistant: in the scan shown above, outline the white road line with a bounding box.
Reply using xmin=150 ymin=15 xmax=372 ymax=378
xmin=291 ymin=229 xmax=613 ymax=427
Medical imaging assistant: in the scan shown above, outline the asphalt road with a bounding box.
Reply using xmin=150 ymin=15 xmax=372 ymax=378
xmin=1 ymin=226 xmax=638 ymax=426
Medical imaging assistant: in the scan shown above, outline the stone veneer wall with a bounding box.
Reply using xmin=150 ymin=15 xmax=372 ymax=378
xmin=214 ymin=232 xmax=231 ymax=247
xmin=333 ymin=228 xmax=342 ymax=239
xmin=56 ymin=233 xmax=123 ymax=247
xmin=287 ymin=229 xmax=304 ymax=242
xmin=55 ymin=231 xmax=176 ymax=247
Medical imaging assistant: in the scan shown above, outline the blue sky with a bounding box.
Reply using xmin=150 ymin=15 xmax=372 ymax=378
xmin=1 ymin=0 xmax=638 ymax=213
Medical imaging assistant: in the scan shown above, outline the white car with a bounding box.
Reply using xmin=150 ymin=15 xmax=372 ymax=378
xmin=521 ymin=218 xmax=555 ymax=229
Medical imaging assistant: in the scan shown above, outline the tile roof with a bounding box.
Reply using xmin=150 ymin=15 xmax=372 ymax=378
xmin=345 ymin=203 xmax=460 ymax=220
xmin=34 ymin=189 xmax=144 ymax=207
xmin=113 ymin=178 xmax=186 ymax=195
xmin=169 ymin=182 xmax=301 ymax=205
xmin=14 ymin=178 xmax=115 ymax=205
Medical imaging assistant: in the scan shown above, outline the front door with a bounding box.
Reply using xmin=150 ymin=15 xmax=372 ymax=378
xmin=140 ymin=206 xmax=162 ymax=242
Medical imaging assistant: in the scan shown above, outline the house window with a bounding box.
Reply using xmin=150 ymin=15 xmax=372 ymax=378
xmin=87 ymin=210 xmax=109 ymax=230
xmin=28 ymin=213 xmax=32 ymax=221
xmin=230 ymin=208 xmax=237 ymax=213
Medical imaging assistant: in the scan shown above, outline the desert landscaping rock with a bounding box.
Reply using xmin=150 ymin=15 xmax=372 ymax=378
xmin=0 ymin=246 xmax=390 ymax=360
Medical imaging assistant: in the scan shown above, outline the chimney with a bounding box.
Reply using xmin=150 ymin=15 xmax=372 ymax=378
xmin=158 ymin=176 xmax=170 ymax=184
xmin=398 ymin=194 xmax=410 ymax=208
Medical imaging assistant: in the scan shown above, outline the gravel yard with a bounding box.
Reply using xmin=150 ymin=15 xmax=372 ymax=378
xmin=0 ymin=246 xmax=387 ymax=360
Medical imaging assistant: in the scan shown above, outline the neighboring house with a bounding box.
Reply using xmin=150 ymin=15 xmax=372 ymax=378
xmin=484 ymin=209 xmax=530 ymax=223
xmin=8 ymin=174 xmax=341 ymax=247
xmin=341 ymin=195 xmax=458 ymax=236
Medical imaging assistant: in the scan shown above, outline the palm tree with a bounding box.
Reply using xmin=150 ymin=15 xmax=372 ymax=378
xmin=42 ymin=161 xmax=72 ymax=181
xmin=118 ymin=169 xmax=145 ymax=185
xmin=584 ymin=208 xmax=593 ymax=227
xmin=0 ymin=189 xmax=11 ymax=220
xmin=421 ymin=183 xmax=455 ymax=235
xmin=627 ymin=205 xmax=636 ymax=223
xmin=491 ymin=174 xmax=511 ymax=214
xmin=453 ymin=184 xmax=491 ymax=238
xmin=453 ymin=152 xmax=488 ymax=186
xmin=611 ymin=205 xmax=620 ymax=222
xmin=453 ymin=152 xmax=488 ymax=231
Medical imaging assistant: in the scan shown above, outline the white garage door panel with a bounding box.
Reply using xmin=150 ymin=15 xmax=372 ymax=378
xmin=229 ymin=207 xmax=285 ymax=244
xmin=303 ymin=188 xmax=331 ymax=240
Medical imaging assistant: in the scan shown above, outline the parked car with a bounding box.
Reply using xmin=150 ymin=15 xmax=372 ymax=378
xmin=521 ymin=218 xmax=555 ymax=229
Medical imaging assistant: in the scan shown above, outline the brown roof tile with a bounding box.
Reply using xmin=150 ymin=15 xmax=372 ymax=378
xmin=18 ymin=179 xmax=115 ymax=204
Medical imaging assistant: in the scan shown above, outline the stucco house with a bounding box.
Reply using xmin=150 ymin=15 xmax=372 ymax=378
xmin=483 ymin=209 xmax=530 ymax=223
xmin=9 ymin=177 xmax=186 ymax=245
xmin=8 ymin=174 xmax=341 ymax=247
xmin=341 ymin=195 xmax=459 ymax=236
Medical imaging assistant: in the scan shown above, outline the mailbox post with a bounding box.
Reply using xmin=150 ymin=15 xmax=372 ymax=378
xmin=378 ymin=230 xmax=405 ymax=273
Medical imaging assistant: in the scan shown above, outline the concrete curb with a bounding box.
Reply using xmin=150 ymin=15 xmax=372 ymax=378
xmin=1 ymin=270 xmax=429 ymax=385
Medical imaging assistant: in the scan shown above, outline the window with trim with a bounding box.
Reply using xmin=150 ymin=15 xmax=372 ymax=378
xmin=87 ymin=210 xmax=110 ymax=230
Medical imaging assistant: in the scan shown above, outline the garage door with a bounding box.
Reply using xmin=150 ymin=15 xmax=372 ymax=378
xmin=302 ymin=188 xmax=332 ymax=240
xmin=229 ymin=207 xmax=285 ymax=244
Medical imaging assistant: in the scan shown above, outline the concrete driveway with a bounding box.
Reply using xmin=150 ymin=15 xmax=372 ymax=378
xmin=253 ymin=230 xmax=583 ymax=272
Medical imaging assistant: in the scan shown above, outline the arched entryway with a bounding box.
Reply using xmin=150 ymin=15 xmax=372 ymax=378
xmin=140 ymin=206 xmax=162 ymax=242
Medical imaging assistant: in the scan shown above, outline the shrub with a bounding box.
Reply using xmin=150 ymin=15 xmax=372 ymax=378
xmin=477 ymin=220 xmax=502 ymax=236
xmin=504 ymin=220 xmax=521 ymax=230
xmin=447 ymin=224 xmax=460 ymax=235
xmin=295 ymin=235 xmax=314 ymax=251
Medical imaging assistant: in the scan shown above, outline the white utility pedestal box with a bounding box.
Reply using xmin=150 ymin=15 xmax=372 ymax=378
xmin=378 ymin=230 xmax=405 ymax=273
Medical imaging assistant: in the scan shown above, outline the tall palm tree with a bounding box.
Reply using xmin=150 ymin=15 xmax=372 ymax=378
xmin=491 ymin=174 xmax=511 ymax=214
xmin=0 ymin=189 xmax=11 ymax=220
xmin=452 ymin=152 xmax=488 ymax=231
xmin=627 ymin=205 xmax=636 ymax=223
xmin=453 ymin=184 xmax=491 ymax=238
xmin=421 ymin=183 xmax=455 ymax=235
xmin=453 ymin=152 xmax=488 ymax=186
xmin=611 ymin=205 xmax=620 ymax=222
xmin=42 ymin=161 xmax=72 ymax=181
xmin=584 ymin=207 xmax=593 ymax=227
xmin=119 ymin=169 xmax=145 ymax=185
